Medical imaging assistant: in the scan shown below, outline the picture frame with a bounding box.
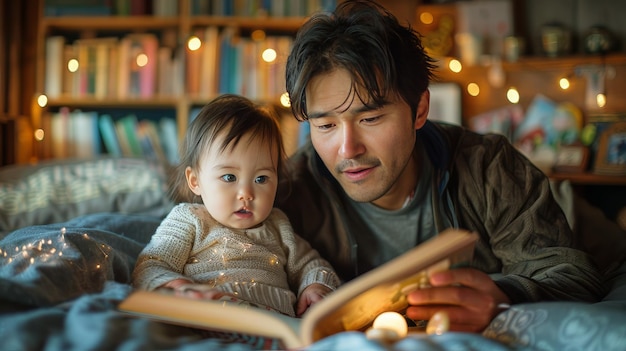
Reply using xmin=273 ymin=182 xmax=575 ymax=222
xmin=593 ymin=121 xmax=626 ymax=176
xmin=553 ymin=143 xmax=590 ymax=173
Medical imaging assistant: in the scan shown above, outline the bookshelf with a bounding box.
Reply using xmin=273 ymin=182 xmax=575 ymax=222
xmin=31 ymin=0 xmax=331 ymax=163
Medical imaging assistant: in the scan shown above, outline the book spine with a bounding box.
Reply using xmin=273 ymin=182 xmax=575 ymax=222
xmin=44 ymin=36 xmax=65 ymax=99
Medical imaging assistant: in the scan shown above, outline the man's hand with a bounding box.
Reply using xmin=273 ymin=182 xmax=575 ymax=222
xmin=405 ymin=268 xmax=510 ymax=332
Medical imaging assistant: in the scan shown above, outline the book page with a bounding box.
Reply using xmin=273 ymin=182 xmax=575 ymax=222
xmin=300 ymin=229 xmax=478 ymax=344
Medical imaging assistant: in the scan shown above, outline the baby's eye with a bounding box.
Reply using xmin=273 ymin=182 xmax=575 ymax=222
xmin=255 ymin=175 xmax=269 ymax=184
xmin=221 ymin=174 xmax=236 ymax=182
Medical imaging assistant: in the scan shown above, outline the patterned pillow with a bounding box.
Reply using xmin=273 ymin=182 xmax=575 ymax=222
xmin=0 ymin=158 xmax=174 ymax=236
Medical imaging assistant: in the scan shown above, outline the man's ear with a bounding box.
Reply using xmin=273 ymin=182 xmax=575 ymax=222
xmin=185 ymin=167 xmax=201 ymax=195
xmin=414 ymin=90 xmax=430 ymax=130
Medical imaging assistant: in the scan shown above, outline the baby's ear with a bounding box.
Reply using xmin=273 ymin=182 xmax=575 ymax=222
xmin=185 ymin=167 xmax=201 ymax=195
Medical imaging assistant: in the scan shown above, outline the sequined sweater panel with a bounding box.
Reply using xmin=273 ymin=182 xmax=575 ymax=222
xmin=133 ymin=203 xmax=339 ymax=316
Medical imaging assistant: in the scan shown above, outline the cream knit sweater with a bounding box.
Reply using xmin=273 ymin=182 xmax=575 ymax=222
xmin=133 ymin=203 xmax=339 ymax=316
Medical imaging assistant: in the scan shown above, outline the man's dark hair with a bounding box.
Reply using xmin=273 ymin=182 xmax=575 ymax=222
xmin=286 ymin=0 xmax=435 ymax=121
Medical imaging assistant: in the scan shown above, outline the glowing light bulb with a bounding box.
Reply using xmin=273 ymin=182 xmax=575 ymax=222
xmin=507 ymin=87 xmax=520 ymax=104
xmin=420 ymin=12 xmax=434 ymax=25
xmin=136 ymin=53 xmax=148 ymax=68
xmin=67 ymin=59 xmax=79 ymax=73
xmin=187 ymin=36 xmax=201 ymax=51
xmin=467 ymin=83 xmax=480 ymax=97
xmin=596 ymin=93 xmax=606 ymax=107
xmin=37 ymin=94 xmax=48 ymax=107
xmin=262 ymin=48 xmax=277 ymax=63
xmin=280 ymin=92 xmax=291 ymax=107
xmin=448 ymin=59 xmax=462 ymax=73
xmin=559 ymin=77 xmax=570 ymax=90
xmin=372 ymin=312 xmax=408 ymax=338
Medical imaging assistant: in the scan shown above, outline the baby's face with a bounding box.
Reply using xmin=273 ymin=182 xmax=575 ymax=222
xmin=189 ymin=132 xmax=279 ymax=229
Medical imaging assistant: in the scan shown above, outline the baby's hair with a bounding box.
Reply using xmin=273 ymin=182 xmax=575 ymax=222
xmin=168 ymin=94 xmax=286 ymax=203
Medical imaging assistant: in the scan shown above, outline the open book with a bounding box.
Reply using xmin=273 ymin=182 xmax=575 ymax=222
xmin=118 ymin=229 xmax=478 ymax=349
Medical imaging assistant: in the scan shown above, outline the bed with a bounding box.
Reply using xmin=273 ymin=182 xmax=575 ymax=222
xmin=1 ymin=157 xmax=625 ymax=350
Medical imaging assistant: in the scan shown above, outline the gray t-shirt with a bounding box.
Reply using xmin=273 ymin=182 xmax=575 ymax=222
xmin=347 ymin=149 xmax=437 ymax=269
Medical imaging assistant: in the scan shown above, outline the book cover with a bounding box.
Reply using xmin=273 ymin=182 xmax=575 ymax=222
xmin=119 ymin=229 xmax=478 ymax=349
xmin=44 ymin=36 xmax=66 ymax=99
xmin=116 ymin=115 xmax=143 ymax=157
xmin=98 ymin=114 xmax=123 ymax=157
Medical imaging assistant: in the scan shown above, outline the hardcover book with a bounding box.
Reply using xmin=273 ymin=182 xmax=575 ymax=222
xmin=119 ymin=229 xmax=478 ymax=349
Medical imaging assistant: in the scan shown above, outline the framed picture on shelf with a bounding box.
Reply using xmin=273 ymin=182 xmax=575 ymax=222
xmin=593 ymin=121 xmax=626 ymax=176
xmin=553 ymin=143 xmax=589 ymax=173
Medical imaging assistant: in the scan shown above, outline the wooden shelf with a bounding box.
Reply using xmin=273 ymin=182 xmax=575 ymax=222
xmin=549 ymin=172 xmax=626 ymax=186
xmin=42 ymin=16 xmax=180 ymax=31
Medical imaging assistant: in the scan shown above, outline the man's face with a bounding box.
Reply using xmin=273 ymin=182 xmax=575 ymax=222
xmin=305 ymin=68 xmax=428 ymax=210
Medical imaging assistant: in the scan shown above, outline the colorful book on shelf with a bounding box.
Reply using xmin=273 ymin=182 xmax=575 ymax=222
xmin=136 ymin=119 xmax=168 ymax=164
xmin=115 ymin=115 xmax=143 ymax=157
xmin=98 ymin=114 xmax=123 ymax=157
xmin=44 ymin=36 xmax=65 ymax=99
xmin=72 ymin=110 xmax=100 ymax=158
xmin=118 ymin=229 xmax=478 ymax=350
xmin=199 ymin=25 xmax=220 ymax=98
xmin=159 ymin=118 xmax=179 ymax=164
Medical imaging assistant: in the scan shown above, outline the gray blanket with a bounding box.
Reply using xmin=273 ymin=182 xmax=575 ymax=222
xmin=0 ymin=213 xmax=624 ymax=351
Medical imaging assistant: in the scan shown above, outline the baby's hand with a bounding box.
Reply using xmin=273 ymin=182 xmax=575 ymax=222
xmin=161 ymin=281 xmax=230 ymax=300
xmin=296 ymin=283 xmax=333 ymax=317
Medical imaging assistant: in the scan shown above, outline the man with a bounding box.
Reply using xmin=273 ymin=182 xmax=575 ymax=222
xmin=276 ymin=0 xmax=604 ymax=332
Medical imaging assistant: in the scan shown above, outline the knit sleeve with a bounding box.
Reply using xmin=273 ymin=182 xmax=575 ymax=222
xmin=270 ymin=209 xmax=341 ymax=295
xmin=132 ymin=203 xmax=200 ymax=290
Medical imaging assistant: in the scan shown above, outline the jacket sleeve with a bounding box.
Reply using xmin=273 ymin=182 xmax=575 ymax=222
xmin=453 ymin=133 xmax=606 ymax=304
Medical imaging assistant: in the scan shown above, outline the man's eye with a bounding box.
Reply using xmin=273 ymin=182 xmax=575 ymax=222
xmin=362 ymin=116 xmax=381 ymax=123
xmin=255 ymin=175 xmax=268 ymax=184
xmin=316 ymin=123 xmax=334 ymax=130
xmin=221 ymin=174 xmax=236 ymax=182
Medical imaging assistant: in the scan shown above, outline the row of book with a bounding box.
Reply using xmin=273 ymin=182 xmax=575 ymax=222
xmin=191 ymin=0 xmax=337 ymax=17
xmin=45 ymin=0 xmax=336 ymax=17
xmin=44 ymin=27 xmax=294 ymax=101
xmin=41 ymin=108 xmax=179 ymax=164
xmin=45 ymin=0 xmax=177 ymax=16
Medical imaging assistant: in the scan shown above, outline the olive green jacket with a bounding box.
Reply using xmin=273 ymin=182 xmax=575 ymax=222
xmin=276 ymin=121 xmax=606 ymax=304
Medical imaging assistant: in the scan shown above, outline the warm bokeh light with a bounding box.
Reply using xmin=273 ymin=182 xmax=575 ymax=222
xmin=37 ymin=94 xmax=48 ymax=107
xmin=34 ymin=129 xmax=45 ymax=141
xmin=372 ymin=312 xmax=408 ymax=338
xmin=507 ymin=87 xmax=520 ymax=104
xmin=596 ymin=93 xmax=607 ymax=107
xmin=251 ymin=29 xmax=266 ymax=41
xmin=280 ymin=92 xmax=290 ymax=108
xmin=419 ymin=12 xmax=434 ymax=25
xmin=187 ymin=36 xmax=201 ymax=51
xmin=136 ymin=53 xmax=148 ymax=67
xmin=67 ymin=59 xmax=79 ymax=73
xmin=559 ymin=78 xmax=570 ymax=90
xmin=262 ymin=48 xmax=277 ymax=63
xmin=448 ymin=59 xmax=462 ymax=73
xmin=467 ymin=83 xmax=480 ymax=96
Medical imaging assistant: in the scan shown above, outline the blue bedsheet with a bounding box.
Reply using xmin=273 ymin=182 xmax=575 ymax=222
xmin=0 ymin=213 xmax=624 ymax=350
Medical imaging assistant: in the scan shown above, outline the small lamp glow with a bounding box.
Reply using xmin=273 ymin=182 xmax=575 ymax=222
xmin=372 ymin=312 xmax=408 ymax=338
xmin=420 ymin=12 xmax=434 ymax=25
xmin=187 ymin=36 xmax=201 ymax=51
xmin=507 ymin=87 xmax=520 ymax=104
xmin=559 ymin=77 xmax=570 ymax=90
xmin=262 ymin=48 xmax=277 ymax=63
xmin=136 ymin=53 xmax=148 ymax=68
xmin=67 ymin=58 xmax=79 ymax=73
xmin=448 ymin=59 xmax=462 ymax=73
xmin=37 ymin=94 xmax=48 ymax=108
xmin=280 ymin=92 xmax=291 ymax=108
xmin=467 ymin=83 xmax=480 ymax=97
xmin=596 ymin=93 xmax=607 ymax=108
